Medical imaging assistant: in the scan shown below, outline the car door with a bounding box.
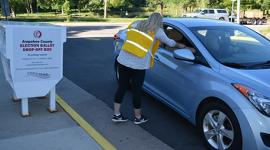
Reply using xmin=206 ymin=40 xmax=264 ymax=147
xmin=144 ymin=24 xmax=211 ymax=117
xmin=207 ymin=9 xmax=216 ymax=19
xmin=199 ymin=9 xmax=208 ymax=18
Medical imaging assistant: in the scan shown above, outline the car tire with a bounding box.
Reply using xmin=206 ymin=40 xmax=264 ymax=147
xmin=197 ymin=102 xmax=242 ymax=150
xmin=219 ymin=17 xmax=225 ymax=21
xmin=256 ymin=19 xmax=262 ymax=25
xmin=251 ymin=19 xmax=257 ymax=25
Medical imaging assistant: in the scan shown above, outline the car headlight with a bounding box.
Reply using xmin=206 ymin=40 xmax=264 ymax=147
xmin=233 ymin=83 xmax=270 ymax=117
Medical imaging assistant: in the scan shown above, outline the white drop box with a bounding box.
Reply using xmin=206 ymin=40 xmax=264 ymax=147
xmin=0 ymin=21 xmax=66 ymax=116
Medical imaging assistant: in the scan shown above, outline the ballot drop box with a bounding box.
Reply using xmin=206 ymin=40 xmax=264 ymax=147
xmin=0 ymin=21 xmax=66 ymax=116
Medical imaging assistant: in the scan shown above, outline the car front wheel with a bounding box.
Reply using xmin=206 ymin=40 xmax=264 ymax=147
xmin=256 ymin=19 xmax=263 ymax=25
xmin=198 ymin=102 xmax=242 ymax=150
xmin=251 ymin=19 xmax=257 ymax=25
xmin=219 ymin=17 xmax=225 ymax=21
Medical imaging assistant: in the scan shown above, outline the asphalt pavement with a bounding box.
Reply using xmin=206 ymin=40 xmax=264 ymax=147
xmin=3 ymin=21 xmax=266 ymax=150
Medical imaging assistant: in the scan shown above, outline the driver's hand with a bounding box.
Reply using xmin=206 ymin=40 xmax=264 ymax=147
xmin=176 ymin=43 xmax=186 ymax=49
xmin=189 ymin=48 xmax=196 ymax=53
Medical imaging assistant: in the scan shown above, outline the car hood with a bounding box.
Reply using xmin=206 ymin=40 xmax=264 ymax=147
xmin=220 ymin=66 xmax=270 ymax=97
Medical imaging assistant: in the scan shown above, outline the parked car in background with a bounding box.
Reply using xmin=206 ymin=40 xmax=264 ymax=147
xmin=114 ymin=18 xmax=270 ymax=150
xmin=229 ymin=10 xmax=267 ymax=25
xmin=239 ymin=9 xmax=267 ymax=25
xmin=183 ymin=8 xmax=229 ymax=21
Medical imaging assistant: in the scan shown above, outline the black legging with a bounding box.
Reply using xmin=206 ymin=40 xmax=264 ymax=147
xmin=114 ymin=62 xmax=145 ymax=109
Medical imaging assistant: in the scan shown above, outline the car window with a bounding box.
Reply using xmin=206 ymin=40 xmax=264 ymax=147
xmin=202 ymin=10 xmax=208 ymax=14
xmin=217 ymin=10 xmax=227 ymax=13
xmin=163 ymin=25 xmax=193 ymax=51
xmin=231 ymin=30 xmax=260 ymax=43
xmin=191 ymin=26 xmax=270 ymax=68
xmin=209 ymin=10 xmax=215 ymax=14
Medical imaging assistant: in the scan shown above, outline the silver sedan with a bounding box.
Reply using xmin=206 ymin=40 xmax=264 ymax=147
xmin=113 ymin=18 xmax=270 ymax=150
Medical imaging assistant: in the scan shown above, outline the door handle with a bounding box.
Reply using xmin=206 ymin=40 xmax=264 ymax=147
xmin=154 ymin=55 xmax=159 ymax=61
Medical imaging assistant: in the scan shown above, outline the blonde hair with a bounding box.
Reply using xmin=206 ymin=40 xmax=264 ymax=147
xmin=136 ymin=12 xmax=163 ymax=34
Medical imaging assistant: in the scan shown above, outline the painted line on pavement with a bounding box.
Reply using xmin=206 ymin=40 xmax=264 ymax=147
xmin=56 ymin=95 xmax=117 ymax=150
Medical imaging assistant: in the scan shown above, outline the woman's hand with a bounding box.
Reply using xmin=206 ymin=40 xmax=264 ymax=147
xmin=175 ymin=43 xmax=196 ymax=53
xmin=188 ymin=47 xmax=196 ymax=53
xmin=175 ymin=43 xmax=186 ymax=49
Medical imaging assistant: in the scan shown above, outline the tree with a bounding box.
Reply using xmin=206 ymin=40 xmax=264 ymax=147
xmin=32 ymin=0 xmax=38 ymax=13
xmin=25 ymin=0 xmax=33 ymax=13
xmin=147 ymin=0 xmax=166 ymax=15
xmin=262 ymin=0 xmax=270 ymax=10
xmin=132 ymin=0 xmax=146 ymax=7
xmin=37 ymin=0 xmax=65 ymax=13
xmin=62 ymin=0 xmax=71 ymax=21
xmin=70 ymin=0 xmax=85 ymax=12
xmin=181 ymin=0 xmax=197 ymax=12
xmin=9 ymin=0 xmax=25 ymax=16
xmin=52 ymin=0 xmax=65 ymax=13
xmin=84 ymin=0 xmax=103 ymax=12
xmin=37 ymin=0 xmax=52 ymax=11
xmin=62 ymin=0 xmax=70 ymax=15
xmin=109 ymin=0 xmax=126 ymax=8
xmin=147 ymin=0 xmax=198 ymax=15
xmin=9 ymin=0 xmax=18 ymax=17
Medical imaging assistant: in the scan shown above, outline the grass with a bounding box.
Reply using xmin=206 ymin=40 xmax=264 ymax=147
xmin=260 ymin=28 xmax=270 ymax=36
xmin=1 ymin=12 xmax=145 ymax=23
xmin=106 ymin=18 xmax=144 ymax=22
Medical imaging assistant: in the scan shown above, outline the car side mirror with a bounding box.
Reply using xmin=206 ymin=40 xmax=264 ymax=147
xmin=173 ymin=49 xmax=195 ymax=61
xmin=200 ymin=12 xmax=205 ymax=15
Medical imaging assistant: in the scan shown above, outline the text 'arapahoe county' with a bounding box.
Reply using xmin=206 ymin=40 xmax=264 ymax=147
xmin=20 ymin=40 xmax=55 ymax=52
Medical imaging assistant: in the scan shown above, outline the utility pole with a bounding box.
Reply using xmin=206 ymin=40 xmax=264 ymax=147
xmin=231 ymin=0 xmax=236 ymax=22
xmin=0 ymin=0 xmax=10 ymax=20
xmin=237 ymin=0 xmax=241 ymax=24
xmin=104 ymin=0 xmax=107 ymax=19
xmin=231 ymin=0 xmax=235 ymax=16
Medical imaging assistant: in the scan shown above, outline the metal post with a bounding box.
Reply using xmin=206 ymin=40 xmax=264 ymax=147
xmin=231 ymin=0 xmax=235 ymax=22
xmin=0 ymin=0 xmax=10 ymax=20
xmin=48 ymin=86 xmax=57 ymax=112
xmin=21 ymin=98 xmax=29 ymax=116
xmin=237 ymin=0 xmax=241 ymax=24
xmin=104 ymin=0 xmax=107 ymax=19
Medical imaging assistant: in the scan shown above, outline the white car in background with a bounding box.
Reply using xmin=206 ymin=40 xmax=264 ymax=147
xmin=183 ymin=8 xmax=229 ymax=21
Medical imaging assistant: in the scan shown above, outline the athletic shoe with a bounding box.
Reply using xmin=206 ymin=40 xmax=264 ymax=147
xmin=112 ymin=114 xmax=128 ymax=122
xmin=134 ymin=115 xmax=149 ymax=125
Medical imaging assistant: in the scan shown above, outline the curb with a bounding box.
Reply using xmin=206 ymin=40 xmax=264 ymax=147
xmin=56 ymin=95 xmax=117 ymax=150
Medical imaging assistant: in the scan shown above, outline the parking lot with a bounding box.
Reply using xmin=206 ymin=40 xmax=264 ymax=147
xmin=1 ymin=21 xmax=269 ymax=150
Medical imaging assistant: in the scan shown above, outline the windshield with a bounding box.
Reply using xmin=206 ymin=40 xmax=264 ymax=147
xmin=191 ymin=26 xmax=270 ymax=69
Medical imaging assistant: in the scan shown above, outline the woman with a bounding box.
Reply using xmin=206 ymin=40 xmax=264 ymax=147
xmin=112 ymin=12 xmax=187 ymax=125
